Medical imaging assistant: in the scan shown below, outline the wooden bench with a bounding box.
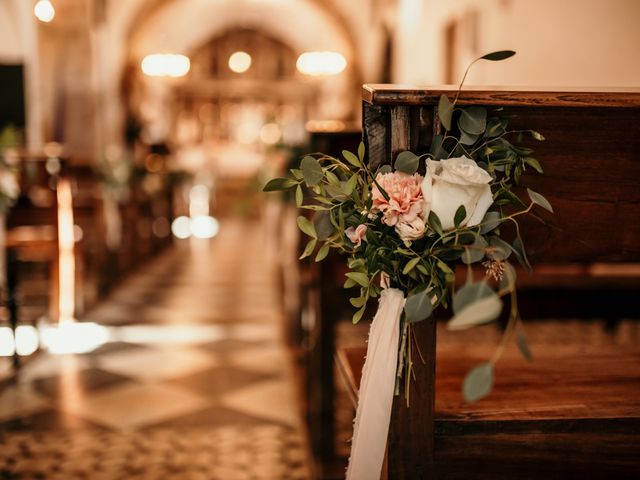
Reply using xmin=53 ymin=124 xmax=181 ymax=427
xmin=329 ymin=85 xmax=640 ymax=479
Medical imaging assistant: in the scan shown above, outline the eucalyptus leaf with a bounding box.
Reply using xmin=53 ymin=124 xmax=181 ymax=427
xmin=480 ymin=211 xmax=502 ymax=234
xmin=449 ymin=282 xmax=502 ymax=330
xmin=377 ymin=165 xmax=392 ymax=175
xmin=299 ymin=238 xmax=317 ymax=259
xmin=297 ymin=215 xmax=317 ymax=239
xmin=430 ymin=134 xmax=447 ymax=159
xmin=438 ymin=94 xmax=453 ymax=130
xmin=488 ymin=237 xmax=512 ymax=260
xmin=358 ymin=142 xmax=365 ymax=162
xmin=315 ymin=211 xmax=334 ymax=241
xmin=404 ymin=290 xmax=433 ymax=323
xmin=512 ymin=236 xmax=532 ymax=273
xmin=263 ymin=177 xmax=298 ymax=192
xmin=395 ymin=151 xmax=419 ymax=175
xmin=459 ymin=129 xmax=480 ymax=146
xmin=342 ymin=174 xmax=358 ymax=195
xmin=301 ymin=156 xmax=324 ymax=186
xmin=516 ymin=330 xmax=534 ymax=362
xmin=462 ymin=237 xmax=488 ymax=264
xmin=342 ymin=150 xmax=361 ymax=168
xmin=480 ymin=50 xmax=516 ymax=61
xmin=458 ymin=107 xmax=487 ymax=135
xmin=463 ymin=363 xmax=494 ymax=403
xmin=325 ymin=170 xmax=340 ymax=186
xmin=527 ymin=188 xmax=553 ymax=212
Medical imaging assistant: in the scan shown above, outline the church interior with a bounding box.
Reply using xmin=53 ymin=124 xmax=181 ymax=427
xmin=0 ymin=1 xmax=639 ymax=479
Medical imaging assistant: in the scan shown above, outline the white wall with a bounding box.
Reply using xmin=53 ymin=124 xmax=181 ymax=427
xmin=394 ymin=0 xmax=640 ymax=87
xmin=0 ymin=0 xmax=23 ymax=62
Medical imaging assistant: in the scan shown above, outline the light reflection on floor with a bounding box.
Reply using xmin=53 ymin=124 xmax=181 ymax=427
xmin=0 ymin=219 xmax=311 ymax=479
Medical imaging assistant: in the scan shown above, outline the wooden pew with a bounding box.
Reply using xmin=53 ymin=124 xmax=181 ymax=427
xmin=297 ymin=123 xmax=363 ymax=476
xmin=333 ymin=85 xmax=640 ymax=479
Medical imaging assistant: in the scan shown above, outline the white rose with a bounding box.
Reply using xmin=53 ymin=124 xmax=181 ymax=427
xmin=395 ymin=216 xmax=426 ymax=242
xmin=421 ymin=156 xmax=493 ymax=231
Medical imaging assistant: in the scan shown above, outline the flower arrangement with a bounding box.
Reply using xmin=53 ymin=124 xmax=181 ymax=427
xmin=264 ymin=50 xmax=552 ymax=403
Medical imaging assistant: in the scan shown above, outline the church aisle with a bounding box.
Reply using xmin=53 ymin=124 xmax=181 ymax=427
xmin=0 ymin=219 xmax=311 ymax=480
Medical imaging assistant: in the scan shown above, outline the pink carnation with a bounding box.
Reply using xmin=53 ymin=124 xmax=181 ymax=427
xmin=371 ymin=172 xmax=425 ymax=227
xmin=345 ymin=224 xmax=368 ymax=247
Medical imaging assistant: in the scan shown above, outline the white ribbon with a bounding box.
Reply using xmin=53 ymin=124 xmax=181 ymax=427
xmin=346 ymin=288 xmax=405 ymax=480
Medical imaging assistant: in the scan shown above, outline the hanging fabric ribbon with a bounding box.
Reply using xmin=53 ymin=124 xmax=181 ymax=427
xmin=346 ymin=287 xmax=405 ymax=480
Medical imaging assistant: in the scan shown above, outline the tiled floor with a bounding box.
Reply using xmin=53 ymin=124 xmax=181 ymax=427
xmin=0 ymin=220 xmax=311 ymax=479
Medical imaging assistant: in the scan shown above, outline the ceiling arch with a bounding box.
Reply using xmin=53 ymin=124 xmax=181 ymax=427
xmin=128 ymin=0 xmax=354 ymax=62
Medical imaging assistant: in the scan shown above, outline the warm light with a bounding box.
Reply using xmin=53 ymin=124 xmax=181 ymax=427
xmin=34 ymin=0 xmax=55 ymax=23
xmin=41 ymin=323 xmax=109 ymax=354
xmin=296 ymin=51 xmax=347 ymax=76
xmin=171 ymin=216 xmax=191 ymax=239
xmin=260 ymin=123 xmax=282 ymax=145
xmin=15 ymin=326 xmax=39 ymax=356
xmin=57 ymin=179 xmax=76 ymax=324
xmin=228 ymin=51 xmax=252 ymax=73
xmin=141 ymin=54 xmax=191 ymax=78
xmin=189 ymin=185 xmax=210 ymax=217
xmin=0 ymin=328 xmax=15 ymax=356
xmin=190 ymin=216 xmax=219 ymax=239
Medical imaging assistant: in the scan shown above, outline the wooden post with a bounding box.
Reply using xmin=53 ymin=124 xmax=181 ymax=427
xmin=387 ymin=317 xmax=436 ymax=479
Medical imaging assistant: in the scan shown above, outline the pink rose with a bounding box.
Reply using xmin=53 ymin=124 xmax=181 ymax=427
xmin=345 ymin=224 xmax=368 ymax=247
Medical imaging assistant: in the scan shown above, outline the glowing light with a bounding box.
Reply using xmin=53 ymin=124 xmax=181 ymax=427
xmin=296 ymin=51 xmax=347 ymax=76
xmin=171 ymin=216 xmax=191 ymax=239
xmin=141 ymin=54 xmax=190 ymax=78
xmin=57 ymin=179 xmax=76 ymax=324
xmin=15 ymin=326 xmax=39 ymax=356
xmin=260 ymin=123 xmax=282 ymax=145
xmin=41 ymin=323 xmax=109 ymax=355
xmin=189 ymin=185 xmax=210 ymax=217
xmin=190 ymin=216 xmax=219 ymax=239
xmin=0 ymin=328 xmax=15 ymax=356
xmin=34 ymin=0 xmax=55 ymax=23
xmin=228 ymin=51 xmax=252 ymax=73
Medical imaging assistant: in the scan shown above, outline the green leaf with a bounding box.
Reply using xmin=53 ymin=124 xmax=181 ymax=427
xmin=511 ymin=236 xmax=532 ymax=273
xmin=488 ymin=237 xmax=512 ymax=260
xmin=523 ymin=157 xmax=543 ymax=174
xmin=299 ymin=238 xmax=317 ymax=259
xmin=458 ymin=107 xmax=487 ymax=135
xmin=459 ymin=129 xmax=480 ymax=146
xmin=404 ymin=290 xmax=433 ymax=323
xmin=344 ymin=278 xmax=357 ymax=288
xmin=530 ymin=130 xmax=545 ymax=141
xmin=295 ymin=185 xmax=303 ymax=206
xmin=449 ymin=282 xmax=502 ymax=330
xmin=438 ymin=94 xmax=453 ymax=130
xmin=516 ymin=330 xmax=533 ymax=362
xmin=297 ymin=215 xmax=317 ymax=239
xmin=527 ymin=188 xmax=553 ymax=212
xmin=462 ymin=237 xmax=488 ymax=264
xmin=301 ymin=156 xmax=324 ymax=186
xmin=480 ymin=211 xmax=501 ymax=234
xmin=394 ymin=151 xmax=419 ymax=175
xmin=499 ymin=262 xmax=517 ymax=292
xmin=263 ymin=177 xmax=298 ymax=192
xmin=480 ymin=50 xmax=516 ymax=61
xmin=345 ymin=272 xmax=369 ymax=288
xmin=325 ymin=170 xmax=340 ymax=186
xmin=342 ymin=150 xmax=361 ymax=168
xmin=342 ymin=174 xmax=358 ymax=195
xmin=454 ymin=205 xmax=467 ymax=228
xmin=315 ymin=243 xmax=330 ymax=262
xmin=402 ymin=257 xmax=421 ymax=275
xmin=428 ymin=211 xmax=444 ymax=236
xmin=358 ymin=142 xmax=365 ymax=162
xmin=430 ymin=134 xmax=446 ymax=160
xmin=352 ymin=305 xmax=366 ymax=324
xmin=377 ymin=165 xmax=392 ymax=175
xmin=350 ymin=295 xmax=367 ymax=308
xmin=463 ymin=363 xmax=494 ymax=403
